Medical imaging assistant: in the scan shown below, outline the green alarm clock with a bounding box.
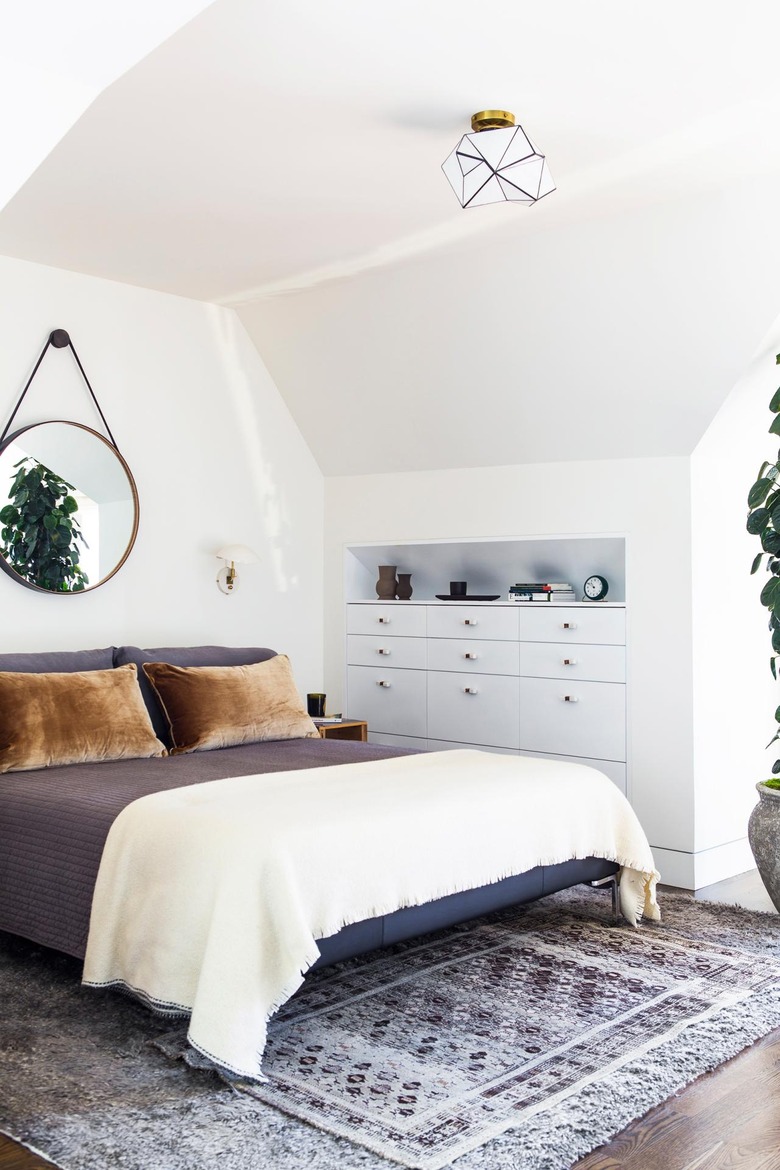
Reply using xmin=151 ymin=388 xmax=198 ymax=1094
xmin=583 ymin=574 xmax=609 ymax=601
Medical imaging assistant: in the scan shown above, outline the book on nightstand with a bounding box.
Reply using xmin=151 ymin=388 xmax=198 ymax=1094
xmin=313 ymin=714 xmax=343 ymax=724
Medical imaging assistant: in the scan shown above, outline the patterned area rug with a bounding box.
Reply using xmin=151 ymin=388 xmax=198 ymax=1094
xmin=3 ymin=889 xmax=780 ymax=1170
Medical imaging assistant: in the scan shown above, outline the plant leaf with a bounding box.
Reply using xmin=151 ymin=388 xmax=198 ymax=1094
xmin=749 ymin=478 xmax=773 ymax=507
xmin=752 ymin=552 xmax=764 ymax=574
xmin=761 ymin=577 xmax=780 ymax=607
xmin=747 ymin=507 xmax=770 ymax=534
xmin=771 ymin=386 xmax=780 ymax=412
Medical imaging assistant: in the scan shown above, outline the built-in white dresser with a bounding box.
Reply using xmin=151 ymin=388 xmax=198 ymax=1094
xmin=346 ymin=601 xmax=627 ymax=793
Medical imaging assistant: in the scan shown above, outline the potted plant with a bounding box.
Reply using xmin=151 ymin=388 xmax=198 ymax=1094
xmin=746 ymin=351 xmax=780 ymax=909
xmin=0 ymin=456 xmax=89 ymax=591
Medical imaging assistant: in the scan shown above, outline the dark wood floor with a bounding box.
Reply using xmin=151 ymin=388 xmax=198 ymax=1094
xmin=574 ymin=868 xmax=780 ymax=1170
xmin=2 ymin=871 xmax=778 ymax=1170
xmin=0 ymin=1144 xmax=51 ymax=1170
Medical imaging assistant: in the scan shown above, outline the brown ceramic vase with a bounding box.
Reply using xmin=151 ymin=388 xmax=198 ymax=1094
xmin=396 ymin=573 xmax=413 ymax=600
xmin=375 ymin=565 xmax=398 ymax=599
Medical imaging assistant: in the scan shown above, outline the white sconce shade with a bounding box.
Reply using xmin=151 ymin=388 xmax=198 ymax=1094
xmin=215 ymin=544 xmax=259 ymax=595
xmin=216 ymin=544 xmax=259 ymax=565
xmin=442 ymin=111 xmax=555 ymax=209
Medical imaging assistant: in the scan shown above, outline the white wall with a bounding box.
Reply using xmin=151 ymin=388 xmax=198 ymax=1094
xmin=0 ymin=254 xmax=324 ymax=694
xmin=691 ymin=315 xmax=780 ymax=874
xmin=325 ymin=456 xmax=698 ymax=884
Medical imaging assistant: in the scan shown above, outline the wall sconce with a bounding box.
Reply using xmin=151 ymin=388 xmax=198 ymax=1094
xmin=215 ymin=544 xmax=259 ymax=594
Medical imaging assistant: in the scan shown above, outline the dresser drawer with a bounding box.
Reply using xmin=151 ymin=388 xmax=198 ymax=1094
xmin=428 ymin=671 xmax=520 ymax=749
xmin=519 ymin=642 xmax=625 ymax=683
xmin=427 ymin=638 xmax=520 ymax=676
xmin=517 ymin=750 xmax=626 ymax=794
xmin=346 ymin=666 xmax=426 ymax=737
xmin=347 ymin=604 xmax=427 ymax=637
xmin=347 ymin=634 xmax=427 ymax=670
xmin=368 ymin=732 xmax=429 ymax=751
xmin=427 ymin=604 xmax=519 ymax=641
xmin=517 ymin=606 xmax=625 ymax=645
xmin=427 ymin=740 xmax=519 ymax=757
xmin=518 ymin=677 xmax=626 ymax=761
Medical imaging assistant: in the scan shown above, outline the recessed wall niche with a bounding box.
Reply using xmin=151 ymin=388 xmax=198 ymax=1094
xmin=344 ymin=535 xmax=626 ymax=603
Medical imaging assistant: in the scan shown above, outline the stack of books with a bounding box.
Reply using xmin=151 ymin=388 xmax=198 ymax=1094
xmin=508 ymin=582 xmax=577 ymax=603
xmin=313 ymin=713 xmax=343 ymax=724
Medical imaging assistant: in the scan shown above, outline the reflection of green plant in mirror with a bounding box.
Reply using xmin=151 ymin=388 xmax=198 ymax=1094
xmin=0 ymin=457 xmax=89 ymax=591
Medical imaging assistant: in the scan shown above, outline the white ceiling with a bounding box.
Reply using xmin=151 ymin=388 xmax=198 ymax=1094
xmin=3 ymin=0 xmax=780 ymax=474
xmin=0 ymin=0 xmax=213 ymax=217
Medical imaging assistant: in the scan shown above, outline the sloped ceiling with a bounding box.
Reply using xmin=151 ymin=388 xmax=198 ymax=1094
xmin=238 ymin=182 xmax=780 ymax=474
xmin=2 ymin=0 xmax=780 ymax=474
xmin=0 ymin=0 xmax=214 ymax=213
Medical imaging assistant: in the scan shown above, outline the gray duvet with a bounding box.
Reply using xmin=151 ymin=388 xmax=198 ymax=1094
xmin=0 ymin=738 xmax=414 ymax=960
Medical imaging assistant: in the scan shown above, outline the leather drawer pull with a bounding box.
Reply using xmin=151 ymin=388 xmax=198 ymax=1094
xmin=464 ymin=652 xmax=478 ymax=660
xmin=376 ymin=648 xmax=391 ymax=655
xmin=562 ymin=658 xmax=577 ymax=666
xmin=562 ymin=695 xmax=579 ymax=703
xmin=561 ymin=622 xmax=577 ymax=630
xmin=464 ymin=687 xmax=479 ymax=695
xmin=377 ymin=680 xmax=392 ymax=688
xmin=464 ymin=619 xmax=478 ymax=626
xmin=378 ymin=617 xmax=391 ymax=624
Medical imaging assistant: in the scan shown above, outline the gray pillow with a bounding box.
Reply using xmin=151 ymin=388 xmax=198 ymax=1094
xmin=113 ymin=645 xmax=278 ymax=745
xmin=0 ymin=647 xmax=115 ymax=674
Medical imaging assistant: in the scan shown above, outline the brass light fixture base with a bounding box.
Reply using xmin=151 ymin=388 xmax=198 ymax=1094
xmin=470 ymin=110 xmax=516 ymax=132
xmin=216 ymin=564 xmax=238 ymax=594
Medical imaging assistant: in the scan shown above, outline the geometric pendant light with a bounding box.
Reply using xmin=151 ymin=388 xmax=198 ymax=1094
xmin=441 ymin=110 xmax=555 ymax=208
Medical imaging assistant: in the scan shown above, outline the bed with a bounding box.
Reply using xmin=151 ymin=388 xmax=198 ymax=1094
xmin=0 ymin=643 xmax=658 ymax=1080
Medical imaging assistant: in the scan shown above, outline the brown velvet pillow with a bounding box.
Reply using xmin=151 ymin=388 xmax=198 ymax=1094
xmin=0 ymin=663 xmax=167 ymax=774
xmin=142 ymin=654 xmax=320 ymax=754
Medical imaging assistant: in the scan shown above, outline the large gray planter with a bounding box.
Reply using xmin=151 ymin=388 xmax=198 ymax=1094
xmin=748 ymin=782 xmax=780 ymax=912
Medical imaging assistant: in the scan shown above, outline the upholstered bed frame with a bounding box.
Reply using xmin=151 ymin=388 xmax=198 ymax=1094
xmin=0 ymin=644 xmax=620 ymax=971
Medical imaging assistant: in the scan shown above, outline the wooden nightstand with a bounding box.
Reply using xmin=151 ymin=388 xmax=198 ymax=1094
xmin=317 ymin=719 xmax=368 ymax=742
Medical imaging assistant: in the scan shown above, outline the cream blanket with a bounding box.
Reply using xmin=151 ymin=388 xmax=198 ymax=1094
xmin=83 ymin=749 xmax=659 ymax=1080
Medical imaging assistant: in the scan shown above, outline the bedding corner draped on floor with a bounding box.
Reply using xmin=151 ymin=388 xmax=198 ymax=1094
xmin=82 ymin=749 xmax=659 ymax=1080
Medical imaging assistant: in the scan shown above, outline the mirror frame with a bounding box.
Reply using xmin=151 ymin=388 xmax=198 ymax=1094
xmin=0 ymin=420 xmax=139 ymax=594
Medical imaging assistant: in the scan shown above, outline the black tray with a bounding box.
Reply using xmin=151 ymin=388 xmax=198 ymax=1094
xmin=435 ymin=594 xmax=501 ymax=602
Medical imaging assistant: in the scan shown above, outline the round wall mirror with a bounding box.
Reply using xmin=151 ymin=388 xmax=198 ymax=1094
xmin=0 ymin=421 xmax=139 ymax=593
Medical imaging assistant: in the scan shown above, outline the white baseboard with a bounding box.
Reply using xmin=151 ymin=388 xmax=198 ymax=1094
xmin=693 ymin=837 xmax=755 ymax=889
xmin=650 ymin=838 xmax=755 ymax=891
xmin=651 ymin=847 xmax=695 ymax=889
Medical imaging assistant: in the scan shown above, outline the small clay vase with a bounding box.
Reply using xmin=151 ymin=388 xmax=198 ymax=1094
xmin=376 ymin=565 xmax=398 ymax=599
xmin=396 ymin=573 xmax=413 ymax=600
